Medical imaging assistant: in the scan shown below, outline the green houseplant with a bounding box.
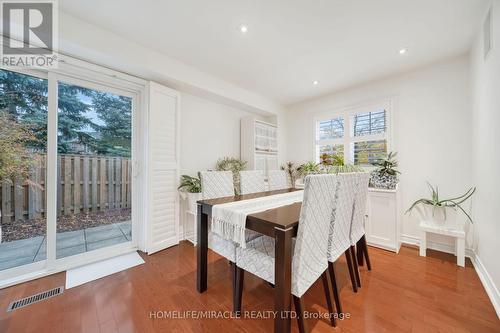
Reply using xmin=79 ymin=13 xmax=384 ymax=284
xmin=178 ymin=174 xmax=202 ymax=213
xmin=297 ymin=161 xmax=320 ymax=177
xmin=370 ymin=151 xmax=400 ymax=189
xmin=320 ymin=152 xmax=344 ymax=167
xmin=178 ymin=174 xmax=201 ymax=193
xmin=406 ymin=183 xmax=476 ymax=223
xmin=215 ymin=157 xmax=247 ymax=195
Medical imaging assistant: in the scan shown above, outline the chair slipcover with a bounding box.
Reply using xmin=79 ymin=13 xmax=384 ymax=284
xmin=236 ymin=174 xmax=339 ymax=297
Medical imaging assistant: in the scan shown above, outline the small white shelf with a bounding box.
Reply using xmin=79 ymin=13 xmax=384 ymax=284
xmin=419 ymin=220 xmax=465 ymax=267
xmin=368 ymin=184 xmax=398 ymax=193
xmin=255 ymin=149 xmax=278 ymax=154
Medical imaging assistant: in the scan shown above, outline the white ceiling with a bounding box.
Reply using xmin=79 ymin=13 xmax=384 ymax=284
xmin=60 ymin=0 xmax=488 ymax=106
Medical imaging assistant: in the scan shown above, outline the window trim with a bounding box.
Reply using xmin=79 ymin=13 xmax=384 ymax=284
xmin=313 ymin=99 xmax=393 ymax=165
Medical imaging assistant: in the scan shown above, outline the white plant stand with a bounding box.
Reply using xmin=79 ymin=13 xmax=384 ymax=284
xmin=419 ymin=220 xmax=465 ymax=267
xmin=179 ymin=192 xmax=201 ymax=246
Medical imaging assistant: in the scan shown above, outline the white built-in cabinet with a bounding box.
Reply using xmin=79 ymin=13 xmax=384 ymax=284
xmin=365 ymin=186 xmax=402 ymax=253
xmin=146 ymin=82 xmax=180 ymax=254
xmin=241 ymin=117 xmax=279 ymax=178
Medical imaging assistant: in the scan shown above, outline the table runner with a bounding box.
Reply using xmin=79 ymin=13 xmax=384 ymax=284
xmin=211 ymin=190 xmax=304 ymax=248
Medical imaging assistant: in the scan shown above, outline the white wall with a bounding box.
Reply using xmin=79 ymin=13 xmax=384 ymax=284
xmin=180 ymin=93 xmax=254 ymax=176
xmin=470 ymin=0 xmax=500 ymax=315
xmin=285 ymin=55 xmax=473 ymax=245
xmin=58 ymin=12 xmax=282 ymax=116
xmin=58 ymin=12 xmax=287 ymax=175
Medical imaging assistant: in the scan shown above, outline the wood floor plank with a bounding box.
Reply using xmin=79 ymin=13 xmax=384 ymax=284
xmin=0 ymin=242 xmax=498 ymax=333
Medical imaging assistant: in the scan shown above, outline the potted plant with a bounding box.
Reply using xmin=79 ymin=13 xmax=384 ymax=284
xmin=0 ymin=111 xmax=38 ymax=242
xmin=281 ymin=161 xmax=300 ymax=188
xmin=215 ymin=157 xmax=247 ymax=195
xmin=406 ymin=183 xmax=475 ymax=224
xmin=297 ymin=161 xmax=320 ymax=177
xmin=319 ymin=152 xmax=344 ymax=167
xmin=178 ymin=174 xmax=202 ymax=213
xmin=370 ymin=151 xmax=400 ymax=189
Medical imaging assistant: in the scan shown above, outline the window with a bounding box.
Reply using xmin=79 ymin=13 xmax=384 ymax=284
xmin=315 ymin=102 xmax=390 ymax=166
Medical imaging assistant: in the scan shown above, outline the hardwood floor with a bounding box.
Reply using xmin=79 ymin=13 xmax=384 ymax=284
xmin=0 ymin=242 xmax=499 ymax=333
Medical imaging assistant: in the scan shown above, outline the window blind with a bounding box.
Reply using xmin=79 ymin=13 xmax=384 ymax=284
xmin=352 ymin=109 xmax=386 ymax=137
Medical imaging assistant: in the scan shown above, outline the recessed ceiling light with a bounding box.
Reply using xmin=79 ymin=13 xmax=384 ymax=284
xmin=239 ymin=24 xmax=248 ymax=33
xmin=399 ymin=48 xmax=408 ymax=54
xmin=313 ymin=80 xmax=319 ymax=85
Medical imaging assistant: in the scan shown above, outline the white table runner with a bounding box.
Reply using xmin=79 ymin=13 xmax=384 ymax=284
xmin=211 ymin=190 xmax=304 ymax=248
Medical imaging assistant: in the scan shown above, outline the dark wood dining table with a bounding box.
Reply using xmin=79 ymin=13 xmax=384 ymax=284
xmin=196 ymin=188 xmax=303 ymax=333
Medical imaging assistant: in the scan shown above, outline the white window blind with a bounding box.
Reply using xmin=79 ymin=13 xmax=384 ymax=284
xmin=318 ymin=117 xmax=344 ymax=140
xmin=315 ymin=103 xmax=390 ymax=165
xmin=146 ymin=82 xmax=180 ymax=254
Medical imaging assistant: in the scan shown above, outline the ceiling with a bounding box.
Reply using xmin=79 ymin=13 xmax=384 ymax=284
xmin=60 ymin=0 xmax=488 ymax=106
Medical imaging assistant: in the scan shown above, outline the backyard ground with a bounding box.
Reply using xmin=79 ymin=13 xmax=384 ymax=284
xmin=1 ymin=209 xmax=131 ymax=242
xmin=0 ymin=221 xmax=132 ymax=271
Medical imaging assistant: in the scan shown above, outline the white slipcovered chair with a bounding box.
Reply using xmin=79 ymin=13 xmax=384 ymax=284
xmin=239 ymin=170 xmax=265 ymax=195
xmin=199 ymin=171 xmax=262 ymax=263
xmin=200 ymin=171 xmax=239 ymax=262
xmin=268 ymin=170 xmax=289 ymax=191
xmin=234 ymin=174 xmax=341 ymax=331
xmin=350 ymin=172 xmax=371 ymax=287
xmin=324 ymin=173 xmax=359 ymax=318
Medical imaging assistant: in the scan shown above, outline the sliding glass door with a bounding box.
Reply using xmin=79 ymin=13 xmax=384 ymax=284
xmin=55 ymin=77 xmax=134 ymax=259
xmin=56 ymin=79 xmax=133 ymax=258
xmin=0 ymin=69 xmax=48 ymax=271
xmin=0 ymin=66 xmax=140 ymax=282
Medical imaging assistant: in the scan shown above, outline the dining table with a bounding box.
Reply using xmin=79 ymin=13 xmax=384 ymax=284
xmin=196 ymin=188 xmax=303 ymax=333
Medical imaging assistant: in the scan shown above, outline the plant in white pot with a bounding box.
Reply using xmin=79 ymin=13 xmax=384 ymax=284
xmin=215 ymin=156 xmax=247 ymax=195
xmin=178 ymin=174 xmax=202 ymax=213
xmin=0 ymin=111 xmax=39 ymax=243
xmin=280 ymin=161 xmax=300 ymax=188
xmin=370 ymin=151 xmax=400 ymax=189
xmin=406 ymin=183 xmax=476 ymax=224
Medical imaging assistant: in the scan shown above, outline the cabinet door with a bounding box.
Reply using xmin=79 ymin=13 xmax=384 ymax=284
xmin=255 ymin=154 xmax=267 ymax=172
xmin=366 ymin=192 xmax=397 ymax=251
xmin=266 ymin=155 xmax=279 ymax=171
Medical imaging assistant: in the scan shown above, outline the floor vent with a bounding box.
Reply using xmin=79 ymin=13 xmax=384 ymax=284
xmin=7 ymin=286 xmax=64 ymax=312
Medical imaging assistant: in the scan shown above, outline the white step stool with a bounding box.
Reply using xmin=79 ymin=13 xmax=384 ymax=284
xmin=419 ymin=220 xmax=465 ymax=267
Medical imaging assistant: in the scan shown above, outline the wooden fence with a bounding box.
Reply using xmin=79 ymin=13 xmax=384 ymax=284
xmin=0 ymin=155 xmax=132 ymax=224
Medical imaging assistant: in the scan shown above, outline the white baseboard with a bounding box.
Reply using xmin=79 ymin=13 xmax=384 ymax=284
xmin=400 ymin=234 xmax=500 ymax=318
xmin=469 ymin=252 xmax=500 ymax=318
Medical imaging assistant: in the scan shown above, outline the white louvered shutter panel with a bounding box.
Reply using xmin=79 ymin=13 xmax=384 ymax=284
xmin=147 ymin=82 xmax=180 ymax=254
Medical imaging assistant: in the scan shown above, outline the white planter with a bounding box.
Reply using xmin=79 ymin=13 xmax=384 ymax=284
xmin=419 ymin=205 xmax=458 ymax=225
xmin=429 ymin=206 xmax=447 ymax=223
xmin=186 ymin=192 xmax=202 ymax=214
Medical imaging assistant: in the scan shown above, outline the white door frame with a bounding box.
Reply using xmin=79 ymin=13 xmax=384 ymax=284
xmin=0 ymin=56 xmax=148 ymax=288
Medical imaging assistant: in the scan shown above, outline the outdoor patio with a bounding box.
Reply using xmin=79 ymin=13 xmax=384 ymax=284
xmin=0 ymin=221 xmax=131 ymax=271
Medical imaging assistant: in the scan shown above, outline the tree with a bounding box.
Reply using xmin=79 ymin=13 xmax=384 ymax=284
xmin=0 ymin=70 xmax=100 ymax=154
xmin=1 ymin=69 xmax=132 ymax=157
xmin=56 ymin=82 xmax=96 ymax=154
xmin=0 ymin=111 xmax=37 ymax=181
xmin=0 ymin=69 xmax=48 ymax=151
xmin=90 ymin=91 xmax=132 ymax=157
